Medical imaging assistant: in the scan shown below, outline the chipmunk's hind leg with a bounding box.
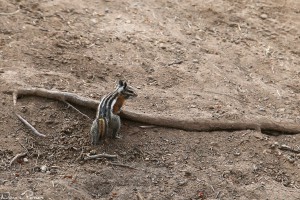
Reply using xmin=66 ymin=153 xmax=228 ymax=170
xmin=110 ymin=115 xmax=121 ymax=139
xmin=90 ymin=119 xmax=100 ymax=145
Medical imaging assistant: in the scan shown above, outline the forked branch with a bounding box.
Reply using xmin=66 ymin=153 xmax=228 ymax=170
xmin=12 ymin=88 xmax=300 ymax=135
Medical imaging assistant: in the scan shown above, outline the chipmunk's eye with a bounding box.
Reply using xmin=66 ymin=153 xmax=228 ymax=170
xmin=118 ymin=80 xmax=124 ymax=87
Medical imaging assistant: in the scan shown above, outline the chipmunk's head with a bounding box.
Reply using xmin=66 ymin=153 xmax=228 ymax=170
xmin=117 ymin=80 xmax=138 ymax=99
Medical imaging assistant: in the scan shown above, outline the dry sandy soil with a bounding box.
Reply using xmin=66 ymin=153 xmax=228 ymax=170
xmin=0 ymin=0 xmax=300 ymax=199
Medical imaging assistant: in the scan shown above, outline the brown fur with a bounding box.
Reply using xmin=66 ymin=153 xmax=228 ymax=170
xmin=113 ymin=95 xmax=126 ymax=114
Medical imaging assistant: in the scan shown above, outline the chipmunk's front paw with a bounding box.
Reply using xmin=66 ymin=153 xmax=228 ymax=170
xmin=114 ymin=134 xmax=122 ymax=139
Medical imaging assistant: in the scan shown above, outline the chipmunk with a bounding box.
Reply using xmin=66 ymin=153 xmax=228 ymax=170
xmin=90 ymin=80 xmax=137 ymax=145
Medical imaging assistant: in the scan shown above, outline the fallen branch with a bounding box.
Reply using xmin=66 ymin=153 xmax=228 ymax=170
xmin=12 ymin=88 xmax=300 ymax=135
xmin=16 ymin=114 xmax=47 ymax=137
xmin=121 ymin=110 xmax=300 ymax=135
xmin=84 ymin=153 xmax=118 ymax=160
xmin=9 ymin=152 xmax=27 ymax=167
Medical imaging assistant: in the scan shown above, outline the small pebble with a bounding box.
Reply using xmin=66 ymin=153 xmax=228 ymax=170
xmin=159 ymin=43 xmax=167 ymax=49
xmin=184 ymin=171 xmax=192 ymax=176
xmin=192 ymin=59 xmax=199 ymax=63
xmin=286 ymin=155 xmax=295 ymax=163
xmin=178 ymin=179 xmax=188 ymax=186
xmin=90 ymin=18 xmax=98 ymax=24
xmin=40 ymin=165 xmax=48 ymax=173
xmin=90 ymin=149 xmax=97 ymax=155
xmin=260 ymin=13 xmax=268 ymax=19
xmin=234 ymin=152 xmax=241 ymax=156
xmin=87 ymin=74 xmax=93 ymax=79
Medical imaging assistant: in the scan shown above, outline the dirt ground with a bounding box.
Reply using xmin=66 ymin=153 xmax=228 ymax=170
xmin=0 ymin=0 xmax=299 ymax=199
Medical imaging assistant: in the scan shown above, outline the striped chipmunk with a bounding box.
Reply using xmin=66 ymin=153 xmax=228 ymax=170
xmin=90 ymin=80 xmax=137 ymax=145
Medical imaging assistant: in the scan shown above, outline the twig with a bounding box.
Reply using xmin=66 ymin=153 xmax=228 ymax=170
xmin=12 ymin=88 xmax=300 ymax=135
xmin=17 ymin=140 xmax=29 ymax=153
xmin=279 ymin=144 xmax=300 ymax=154
xmin=109 ymin=162 xmax=138 ymax=170
xmin=35 ymin=150 xmax=40 ymax=165
xmin=84 ymin=153 xmax=118 ymax=160
xmin=0 ymin=9 xmax=20 ymax=15
xmin=63 ymin=101 xmax=91 ymax=120
xmin=15 ymin=114 xmax=47 ymax=137
xmin=75 ymin=147 xmax=84 ymax=161
xmin=168 ymin=60 xmax=183 ymax=66
xmin=136 ymin=192 xmax=145 ymax=200
xmin=9 ymin=152 xmax=27 ymax=167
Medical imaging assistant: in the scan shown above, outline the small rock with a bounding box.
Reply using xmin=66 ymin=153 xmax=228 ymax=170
xmin=90 ymin=149 xmax=97 ymax=155
xmin=184 ymin=171 xmax=192 ymax=177
xmin=286 ymin=155 xmax=295 ymax=163
xmin=159 ymin=43 xmax=167 ymax=49
xmin=90 ymin=18 xmax=98 ymax=24
xmin=23 ymin=158 xmax=29 ymax=163
xmin=253 ymin=165 xmax=258 ymax=171
xmin=45 ymin=120 xmax=55 ymax=125
xmin=20 ymin=106 xmax=27 ymax=113
xmin=260 ymin=13 xmax=268 ymax=20
xmin=234 ymin=152 xmax=241 ymax=156
xmin=192 ymin=59 xmax=199 ymax=63
xmin=87 ymin=74 xmax=93 ymax=79
xmin=178 ymin=179 xmax=188 ymax=186
xmin=40 ymin=165 xmax=48 ymax=173
xmin=33 ymin=166 xmax=41 ymax=172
